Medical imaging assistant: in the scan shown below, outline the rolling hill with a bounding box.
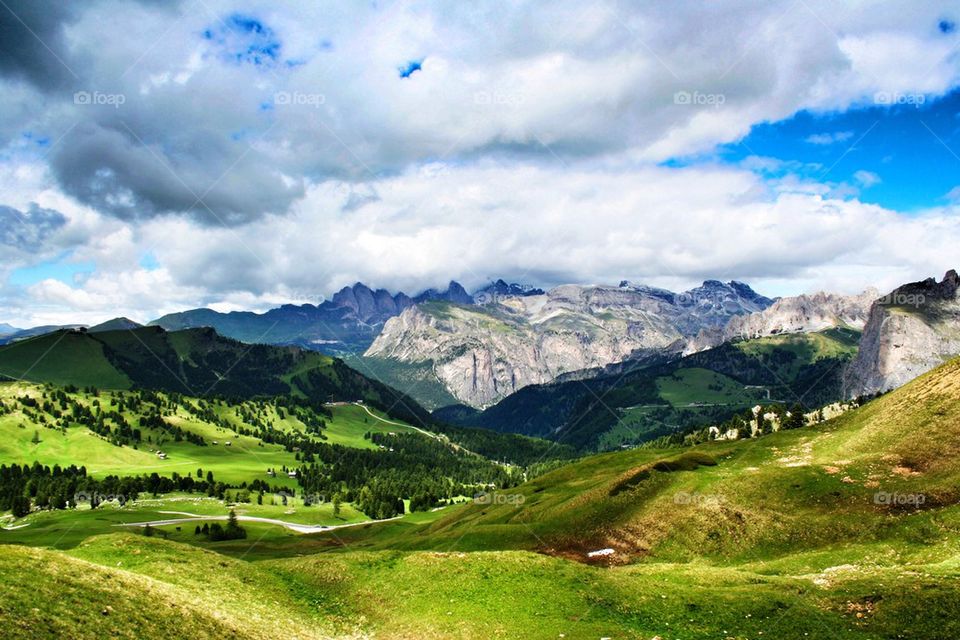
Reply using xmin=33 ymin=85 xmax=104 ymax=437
xmin=4 ymin=355 xmax=960 ymax=639
xmin=335 ymin=353 xmax=960 ymax=562
xmin=0 ymin=325 xmax=436 ymax=427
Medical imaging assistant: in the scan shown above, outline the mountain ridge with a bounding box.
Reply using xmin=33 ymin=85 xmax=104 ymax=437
xmin=366 ymin=280 xmax=774 ymax=407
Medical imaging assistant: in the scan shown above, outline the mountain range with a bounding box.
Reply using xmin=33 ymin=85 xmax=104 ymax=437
xmin=366 ymin=280 xmax=775 ymax=407
xmin=5 ymin=271 xmax=960 ymax=432
xmin=149 ymin=281 xmax=474 ymax=354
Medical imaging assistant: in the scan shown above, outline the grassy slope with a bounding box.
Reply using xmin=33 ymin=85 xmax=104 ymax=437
xmin=0 ymin=383 xmax=419 ymax=487
xmin=0 ymin=331 xmax=131 ymax=388
xmin=0 ymin=327 xmax=437 ymax=428
xmin=3 ymin=356 xmax=960 ymax=639
xmin=333 ymin=356 xmax=960 ymax=561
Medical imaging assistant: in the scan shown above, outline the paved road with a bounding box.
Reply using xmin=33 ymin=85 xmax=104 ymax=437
xmin=116 ymin=511 xmax=402 ymax=534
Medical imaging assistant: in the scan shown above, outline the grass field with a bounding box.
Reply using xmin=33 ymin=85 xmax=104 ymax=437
xmin=655 ymin=367 xmax=770 ymax=406
xmin=0 ymin=382 xmax=423 ymax=488
xmin=0 ymin=332 xmax=132 ymax=388
xmin=3 ymin=356 xmax=960 ymax=638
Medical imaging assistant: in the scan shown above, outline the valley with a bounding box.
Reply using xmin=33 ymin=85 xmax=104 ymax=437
xmin=5 ymin=5 xmax=960 ymax=637
xmin=3 ymin=354 xmax=960 ymax=638
xmin=1 ymin=275 xmax=959 ymax=640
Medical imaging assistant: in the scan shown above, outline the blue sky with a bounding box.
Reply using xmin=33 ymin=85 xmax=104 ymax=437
xmin=9 ymin=254 xmax=95 ymax=288
xmin=720 ymin=88 xmax=960 ymax=211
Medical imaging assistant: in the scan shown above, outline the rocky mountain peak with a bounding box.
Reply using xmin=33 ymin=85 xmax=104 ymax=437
xmin=474 ymin=279 xmax=545 ymax=303
xmin=331 ymin=282 xmax=414 ymax=324
xmin=413 ymin=281 xmax=475 ymax=305
xmin=845 ymin=269 xmax=960 ymax=398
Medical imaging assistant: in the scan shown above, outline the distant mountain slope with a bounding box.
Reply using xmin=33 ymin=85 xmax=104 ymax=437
xmin=443 ymin=328 xmax=860 ymax=450
xmin=0 ymin=326 xmax=434 ymax=427
xmin=0 ymin=324 xmax=85 ymax=345
xmin=367 ymin=280 xmax=774 ymax=407
xmin=0 ymin=323 xmax=19 ymax=337
xmin=688 ymin=289 xmax=878 ymax=353
xmin=150 ymin=281 xmax=470 ymax=355
xmin=88 ymin=317 xmax=143 ymax=332
xmin=845 ymin=269 xmax=960 ymax=398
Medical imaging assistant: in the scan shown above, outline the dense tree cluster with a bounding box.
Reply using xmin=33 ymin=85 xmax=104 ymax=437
xmin=297 ymin=432 xmax=520 ymax=516
xmin=1 ymin=382 xmax=563 ymax=521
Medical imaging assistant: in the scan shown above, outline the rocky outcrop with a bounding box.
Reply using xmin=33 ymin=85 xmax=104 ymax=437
xmin=366 ymin=281 xmax=772 ymax=407
xmin=473 ymin=280 xmax=545 ymax=304
xmin=331 ymin=283 xmax=414 ymax=325
xmin=413 ymin=281 xmax=474 ymax=305
xmin=687 ymin=289 xmax=878 ymax=353
xmin=844 ymin=270 xmax=960 ymax=398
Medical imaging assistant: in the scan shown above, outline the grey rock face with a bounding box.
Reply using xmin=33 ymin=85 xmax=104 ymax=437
xmin=844 ymin=270 xmax=960 ymax=398
xmin=687 ymin=289 xmax=878 ymax=353
xmin=366 ymin=281 xmax=772 ymax=407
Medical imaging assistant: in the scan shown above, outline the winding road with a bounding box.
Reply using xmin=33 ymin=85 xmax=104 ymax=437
xmin=116 ymin=510 xmax=402 ymax=534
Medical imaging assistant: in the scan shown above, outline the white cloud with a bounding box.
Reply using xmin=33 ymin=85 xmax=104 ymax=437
xmin=854 ymin=170 xmax=882 ymax=188
xmin=2 ymin=0 xmax=960 ymax=324
xmin=7 ymin=160 xmax=956 ymax=326
xmin=806 ymin=131 xmax=854 ymax=145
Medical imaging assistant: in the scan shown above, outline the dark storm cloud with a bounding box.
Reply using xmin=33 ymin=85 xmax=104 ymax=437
xmin=0 ymin=203 xmax=67 ymax=249
xmin=49 ymin=123 xmax=304 ymax=224
xmin=0 ymin=0 xmax=178 ymax=90
xmin=0 ymin=0 xmax=83 ymax=89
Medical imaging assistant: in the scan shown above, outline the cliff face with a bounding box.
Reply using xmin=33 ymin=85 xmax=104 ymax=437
xmin=366 ymin=281 xmax=770 ymax=407
xmin=844 ymin=270 xmax=960 ymax=398
xmin=687 ymin=289 xmax=878 ymax=353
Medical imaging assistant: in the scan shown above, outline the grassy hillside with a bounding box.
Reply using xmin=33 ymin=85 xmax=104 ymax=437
xmin=330 ymin=355 xmax=960 ymax=564
xmin=0 ymin=326 xmax=440 ymax=428
xmin=0 ymin=382 xmax=430 ymax=487
xmin=3 ymin=357 xmax=960 ymax=638
xmin=451 ymin=328 xmax=860 ymax=450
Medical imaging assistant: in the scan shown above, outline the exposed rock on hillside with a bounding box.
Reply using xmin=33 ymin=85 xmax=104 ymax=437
xmin=844 ymin=270 xmax=960 ymax=398
xmin=688 ymin=289 xmax=878 ymax=353
xmin=367 ymin=281 xmax=772 ymax=407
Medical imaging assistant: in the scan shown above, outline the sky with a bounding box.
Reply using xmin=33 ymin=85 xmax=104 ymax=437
xmin=0 ymin=0 xmax=959 ymax=327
